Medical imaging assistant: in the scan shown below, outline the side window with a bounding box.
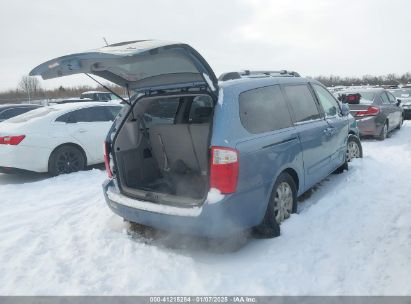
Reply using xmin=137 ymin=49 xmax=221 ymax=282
xmin=55 ymin=112 xmax=71 ymax=123
xmin=189 ymin=96 xmax=213 ymax=123
xmin=239 ymin=85 xmax=293 ymax=133
xmin=70 ymin=107 xmax=112 ymax=123
xmin=387 ymin=92 xmax=397 ymax=103
xmin=380 ymin=93 xmax=390 ymax=104
xmin=106 ymin=106 xmax=122 ymax=120
xmin=144 ymin=98 xmax=180 ymax=127
xmin=312 ymin=84 xmax=340 ymax=117
xmin=283 ymin=85 xmax=321 ymax=123
xmin=0 ymin=108 xmax=31 ymax=120
xmin=99 ymin=93 xmax=111 ymax=101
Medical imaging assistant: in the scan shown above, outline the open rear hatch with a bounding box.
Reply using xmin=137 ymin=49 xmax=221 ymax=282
xmin=30 ymin=40 xmax=219 ymax=207
xmin=30 ymin=40 xmax=218 ymax=93
xmin=113 ymin=93 xmax=214 ymax=207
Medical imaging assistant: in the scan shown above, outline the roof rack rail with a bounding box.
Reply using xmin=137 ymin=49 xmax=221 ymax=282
xmin=219 ymin=70 xmax=301 ymax=81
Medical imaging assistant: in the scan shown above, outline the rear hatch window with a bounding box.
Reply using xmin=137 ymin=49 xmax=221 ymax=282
xmin=339 ymin=91 xmax=375 ymax=104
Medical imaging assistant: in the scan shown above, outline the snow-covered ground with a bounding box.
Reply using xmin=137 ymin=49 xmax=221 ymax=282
xmin=1 ymin=123 xmax=411 ymax=295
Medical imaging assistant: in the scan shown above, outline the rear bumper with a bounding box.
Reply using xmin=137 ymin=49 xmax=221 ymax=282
xmin=0 ymin=144 xmax=50 ymax=173
xmin=102 ymin=179 xmax=268 ymax=237
xmin=355 ymin=116 xmax=382 ymax=136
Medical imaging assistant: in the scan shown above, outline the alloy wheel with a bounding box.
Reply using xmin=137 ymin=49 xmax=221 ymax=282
xmin=347 ymin=140 xmax=360 ymax=161
xmin=383 ymin=124 xmax=388 ymax=138
xmin=56 ymin=150 xmax=82 ymax=174
xmin=273 ymin=182 xmax=293 ymax=224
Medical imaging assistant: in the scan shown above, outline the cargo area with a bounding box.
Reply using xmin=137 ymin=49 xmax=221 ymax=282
xmin=113 ymin=93 xmax=214 ymax=206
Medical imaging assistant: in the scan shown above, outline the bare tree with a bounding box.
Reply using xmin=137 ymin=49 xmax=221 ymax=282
xmin=18 ymin=75 xmax=42 ymax=102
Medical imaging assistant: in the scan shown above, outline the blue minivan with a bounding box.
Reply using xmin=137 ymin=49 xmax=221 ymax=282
xmin=30 ymin=40 xmax=353 ymax=238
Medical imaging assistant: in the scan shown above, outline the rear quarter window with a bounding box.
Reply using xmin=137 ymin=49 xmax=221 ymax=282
xmin=56 ymin=107 xmax=114 ymax=123
xmin=239 ymin=85 xmax=292 ymax=134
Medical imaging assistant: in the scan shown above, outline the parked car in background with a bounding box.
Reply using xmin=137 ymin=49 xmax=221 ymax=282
xmin=31 ymin=40 xmax=355 ymax=239
xmin=80 ymin=91 xmax=118 ymax=101
xmin=0 ymin=102 xmax=122 ymax=175
xmin=336 ymin=88 xmax=403 ymax=140
xmin=389 ymin=88 xmax=411 ymax=120
xmin=0 ymin=104 xmax=42 ymax=122
xmin=48 ymin=98 xmax=93 ymax=105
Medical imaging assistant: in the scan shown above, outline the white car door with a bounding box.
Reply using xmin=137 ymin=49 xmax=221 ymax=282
xmin=65 ymin=106 xmax=115 ymax=163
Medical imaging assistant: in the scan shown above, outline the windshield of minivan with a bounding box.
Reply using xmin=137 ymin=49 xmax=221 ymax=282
xmin=7 ymin=107 xmax=59 ymax=123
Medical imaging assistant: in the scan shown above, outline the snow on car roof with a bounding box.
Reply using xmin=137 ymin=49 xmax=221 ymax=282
xmin=5 ymin=102 xmax=121 ymax=124
xmin=49 ymin=101 xmax=119 ymax=110
xmin=0 ymin=103 xmax=42 ymax=109
xmin=81 ymin=91 xmax=110 ymax=94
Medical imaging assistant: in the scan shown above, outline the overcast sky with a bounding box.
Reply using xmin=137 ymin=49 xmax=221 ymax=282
xmin=0 ymin=0 xmax=410 ymax=90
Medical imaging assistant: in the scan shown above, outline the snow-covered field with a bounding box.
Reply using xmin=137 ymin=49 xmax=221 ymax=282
xmin=1 ymin=123 xmax=411 ymax=295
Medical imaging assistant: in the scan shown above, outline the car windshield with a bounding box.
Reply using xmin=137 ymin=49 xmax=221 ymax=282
xmin=389 ymin=89 xmax=411 ymax=98
xmin=7 ymin=107 xmax=59 ymax=123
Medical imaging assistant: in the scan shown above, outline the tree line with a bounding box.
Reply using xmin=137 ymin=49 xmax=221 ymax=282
xmin=1 ymin=72 xmax=411 ymax=105
xmin=309 ymin=72 xmax=411 ymax=87
xmin=0 ymin=76 xmax=124 ymax=104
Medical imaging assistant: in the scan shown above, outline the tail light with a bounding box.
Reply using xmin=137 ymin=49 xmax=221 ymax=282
xmin=104 ymin=142 xmax=113 ymax=178
xmin=210 ymin=146 xmax=239 ymax=194
xmin=0 ymin=135 xmax=25 ymax=145
xmin=355 ymin=106 xmax=380 ymax=117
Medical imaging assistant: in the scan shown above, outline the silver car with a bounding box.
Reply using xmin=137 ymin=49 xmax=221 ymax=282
xmin=389 ymin=88 xmax=411 ymax=120
xmin=336 ymin=88 xmax=404 ymax=140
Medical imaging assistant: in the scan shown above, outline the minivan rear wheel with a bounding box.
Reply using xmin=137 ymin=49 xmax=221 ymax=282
xmin=253 ymin=172 xmax=297 ymax=238
xmin=347 ymin=134 xmax=363 ymax=162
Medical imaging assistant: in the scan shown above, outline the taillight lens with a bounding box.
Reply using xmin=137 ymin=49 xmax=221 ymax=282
xmin=355 ymin=106 xmax=380 ymax=117
xmin=0 ymin=135 xmax=25 ymax=145
xmin=104 ymin=142 xmax=113 ymax=178
xmin=210 ymin=146 xmax=239 ymax=194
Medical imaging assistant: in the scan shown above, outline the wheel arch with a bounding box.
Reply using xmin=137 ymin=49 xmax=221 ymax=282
xmin=48 ymin=142 xmax=88 ymax=167
xmin=282 ymin=167 xmax=300 ymax=193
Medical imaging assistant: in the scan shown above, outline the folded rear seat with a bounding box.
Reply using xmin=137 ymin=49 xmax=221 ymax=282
xmin=148 ymin=123 xmax=210 ymax=175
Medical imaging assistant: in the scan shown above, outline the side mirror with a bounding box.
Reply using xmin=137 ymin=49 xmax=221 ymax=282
xmin=341 ymin=103 xmax=350 ymax=116
xmin=397 ymin=99 xmax=402 ymax=106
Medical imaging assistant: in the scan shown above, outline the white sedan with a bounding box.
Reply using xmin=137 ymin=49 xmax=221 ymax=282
xmin=0 ymin=102 xmax=122 ymax=175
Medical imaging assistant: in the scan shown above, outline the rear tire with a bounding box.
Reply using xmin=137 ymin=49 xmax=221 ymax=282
xmin=378 ymin=122 xmax=388 ymax=141
xmin=48 ymin=145 xmax=86 ymax=176
xmin=347 ymin=134 xmax=363 ymax=162
xmin=396 ymin=116 xmax=404 ymax=130
xmin=253 ymin=172 xmax=297 ymax=238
